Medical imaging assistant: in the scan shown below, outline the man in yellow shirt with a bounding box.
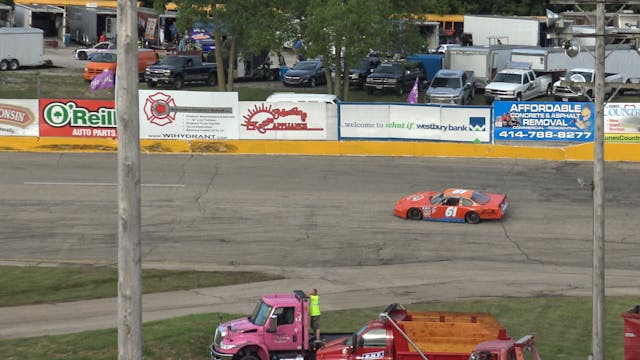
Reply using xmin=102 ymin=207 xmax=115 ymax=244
xmin=309 ymin=288 xmax=321 ymax=341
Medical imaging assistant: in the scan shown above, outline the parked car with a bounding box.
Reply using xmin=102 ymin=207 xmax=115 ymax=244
xmin=485 ymin=64 xmax=553 ymax=102
xmin=552 ymin=68 xmax=622 ymax=101
xmin=348 ymin=56 xmax=381 ymax=89
xmin=144 ymin=54 xmax=217 ymax=89
xmin=365 ymin=61 xmax=426 ymax=95
xmin=73 ymin=41 xmax=116 ymax=60
xmin=425 ymin=69 xmax=475 ymax=105
xmin=83 ymin=49 xmax=158 ymax=81
xmin=283 ymin=60 xmax=326 ymax=87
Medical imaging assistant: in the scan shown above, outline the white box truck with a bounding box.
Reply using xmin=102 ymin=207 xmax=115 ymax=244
xmin=0 ymin=27 xmax=45 ymax=71
xmin=444 ymin=45 xmax=517 ymax=89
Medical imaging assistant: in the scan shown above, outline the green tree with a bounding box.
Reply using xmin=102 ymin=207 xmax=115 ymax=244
xmin=304 ymin=0 xmax=425 ymax=100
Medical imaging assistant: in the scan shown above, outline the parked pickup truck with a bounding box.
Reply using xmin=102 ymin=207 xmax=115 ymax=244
xmin=552 ymin=68 xmax=622 ymax=101
xmin=425 ymin=69 xmax=475 ymax=105
xmin=485 ymin=63 xmax=553 ymax=102
xmin=365 ymin=61 xmax=426 ymax=95
xmin=144 ymin=55 xmax=217 ymax=89
xmin=316 ymin=303 xmax=542 ymax=360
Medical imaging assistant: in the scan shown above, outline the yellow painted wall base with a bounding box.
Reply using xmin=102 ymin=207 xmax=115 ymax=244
xmin=1 ymin=137 xmax=639 ymax=162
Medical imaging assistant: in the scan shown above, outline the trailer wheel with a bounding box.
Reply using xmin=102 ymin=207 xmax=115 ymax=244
xmin=465 ymin=211 xmax=480 ymax=224
xmin=0 ymin=60 xmax=8 ymax=71
xmin=407 ymin=208 xmax=423 ymax=220
xmin=9 ymin=59 xmax=19 ymax=71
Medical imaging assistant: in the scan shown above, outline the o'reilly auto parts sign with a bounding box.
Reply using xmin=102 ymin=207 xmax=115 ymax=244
xmin=40 ymin=99 xmax=117 ymax=138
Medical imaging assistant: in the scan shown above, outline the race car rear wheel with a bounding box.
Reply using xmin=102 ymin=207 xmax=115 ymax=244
xmin=465 ymin=211 xmax=480 ymax=224
xmin=407 ymin=208 xmax=423 ymax=220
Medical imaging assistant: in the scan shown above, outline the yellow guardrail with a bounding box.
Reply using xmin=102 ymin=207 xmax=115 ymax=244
xmin=1 ymin=137 xmax=639 ymax=162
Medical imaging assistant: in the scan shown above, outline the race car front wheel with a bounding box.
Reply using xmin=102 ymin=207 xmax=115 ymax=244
xmin=465 ymin=211 xmax=480 ymax=224
xmin=407 ymin=208 xmax=423 ymax=220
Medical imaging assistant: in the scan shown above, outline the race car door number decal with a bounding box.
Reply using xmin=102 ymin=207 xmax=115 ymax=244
xmin=445 ymin=207 xmax=458 ymax=217
xmin=362 ymin=351 xmax=385 ymax=360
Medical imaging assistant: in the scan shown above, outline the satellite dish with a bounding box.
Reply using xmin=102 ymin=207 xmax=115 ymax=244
xmin=563 ymin=40 xmax=581 ymax=58
xmin=546 ymin=9 xmax=560 ymax=27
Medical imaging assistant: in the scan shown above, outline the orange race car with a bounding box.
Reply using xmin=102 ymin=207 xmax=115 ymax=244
xmin=394 ymin=188 xmax=509 ymax=224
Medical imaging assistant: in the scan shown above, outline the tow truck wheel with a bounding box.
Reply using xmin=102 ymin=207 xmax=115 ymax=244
xmin=407 ymin=208 xmax=423 ymax=220
xmin=238 ymin=353 xmax=259 ymax=360
xmin=465 ymin=211 xmax=480 ymax=224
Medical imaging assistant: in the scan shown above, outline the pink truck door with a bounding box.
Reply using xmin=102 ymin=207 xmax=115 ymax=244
xmin=350 ymin=329 xmax=391 ymax=360
xmin=264 ymin=306 xmax=300 ymax=351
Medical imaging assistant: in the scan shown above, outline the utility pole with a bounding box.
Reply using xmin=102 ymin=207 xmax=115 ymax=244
xmin=116 ymin=0 xmax=142 ymax=358
xmin=593 ymin=2 xmax=605 ymax=359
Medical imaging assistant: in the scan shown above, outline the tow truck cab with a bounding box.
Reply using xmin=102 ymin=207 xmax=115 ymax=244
xmin=211 ymin=291 xmax=313 ymax=360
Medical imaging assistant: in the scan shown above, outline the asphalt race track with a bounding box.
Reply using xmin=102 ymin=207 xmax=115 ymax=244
xmin=1 ymin=152 xmax=640 ymax=338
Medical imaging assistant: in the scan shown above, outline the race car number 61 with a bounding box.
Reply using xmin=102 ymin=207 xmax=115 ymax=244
xmin=445 ymin=207 xmax=457 ymax=217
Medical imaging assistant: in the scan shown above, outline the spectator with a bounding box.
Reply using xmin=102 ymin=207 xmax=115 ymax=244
xmin=99 ymin=31 xmax=107 ymax=43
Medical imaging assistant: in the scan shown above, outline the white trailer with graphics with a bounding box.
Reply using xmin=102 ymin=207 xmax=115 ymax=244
xmin=0 ymin=27 xmax=45 ymax=71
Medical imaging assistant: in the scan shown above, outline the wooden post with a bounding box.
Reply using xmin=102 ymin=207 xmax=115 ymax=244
xmin=116 ymin=0 xmax=142 ymax=358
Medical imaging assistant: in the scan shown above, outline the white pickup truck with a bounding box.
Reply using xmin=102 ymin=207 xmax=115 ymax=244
xmin=485 ymin=66 xmax=553 ymax=102
xmin=552 ymin=68 xmax=622 ymax=101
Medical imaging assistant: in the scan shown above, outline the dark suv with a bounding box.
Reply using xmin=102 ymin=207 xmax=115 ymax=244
xmin=348 ymin=57 xmax=381 ymax=89
xmin=283 ymin=60 xmax=326 ymax=87
xmin=365 ymin=61 xmax=426 ymax=95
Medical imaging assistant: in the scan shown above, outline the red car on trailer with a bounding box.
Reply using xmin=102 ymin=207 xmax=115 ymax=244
xmin=394 ymin=188 xmax=509 ymax=224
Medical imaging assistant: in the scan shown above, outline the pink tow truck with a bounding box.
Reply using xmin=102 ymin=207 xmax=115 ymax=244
xmin=210 ymin=291 xmax=348 ymax=360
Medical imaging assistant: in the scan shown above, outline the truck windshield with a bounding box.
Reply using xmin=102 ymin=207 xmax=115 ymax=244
xmin=292 ymin=61 xmax=319 ymax=71
xmin=373 ymin=63 xmax=402 ymax=75
xmin=567 ymin=70 xmax=593 ymax=82
xmin=249 ymin=300 xmax=272 ymax=326
xmin=431 ymin=76 xmax=461 ymax=88
xmin=158 ymin=57 xmax=184 ymax=66
xmin=493 ymin=73 xmax=521 ymax=84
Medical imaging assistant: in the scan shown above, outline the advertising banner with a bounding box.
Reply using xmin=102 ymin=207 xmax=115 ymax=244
xmin=493 ymin=101 xmax=594 ymax=142
xmin=238 ymin=101 xmax=329 ymax=140
xmin=0 ymin=99 xmax=39 ymax=136
xmin=139 ymin=90 xmax=239 ymax=140
xmin=604 ymin=103 xmax=640 ymax=143
xmin=40 ymin=99 xmax=117 ymax=138
xmin=339 ymin=103 xmax=491 ymax=143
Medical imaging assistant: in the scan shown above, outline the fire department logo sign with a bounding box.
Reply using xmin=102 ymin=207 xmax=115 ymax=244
xmin=143 ymin=92 xmax=177 ymax=126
